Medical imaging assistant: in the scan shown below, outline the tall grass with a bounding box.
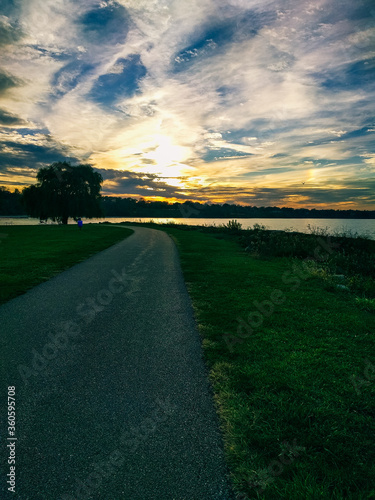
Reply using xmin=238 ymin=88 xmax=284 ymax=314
xmin=239 ymin=224 xmax=375 ymax=299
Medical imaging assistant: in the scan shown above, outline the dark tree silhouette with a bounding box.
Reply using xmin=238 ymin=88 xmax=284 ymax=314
xmin=23 ymin=162 xmax=103 ymax=224
xmin=0 ymin=187 xmax=24 ymax=215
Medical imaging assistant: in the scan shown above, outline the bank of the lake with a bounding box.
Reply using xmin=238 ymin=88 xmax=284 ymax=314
xmin=1 ymin=216 xmax=374 ymax=239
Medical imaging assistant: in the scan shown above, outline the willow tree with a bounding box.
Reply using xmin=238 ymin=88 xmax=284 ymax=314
xmin=23 ymin=162 xmax=103 ymax=224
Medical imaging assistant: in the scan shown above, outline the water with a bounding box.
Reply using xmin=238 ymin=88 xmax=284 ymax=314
xmin=0 ymin=216 xmax=374 ymax=239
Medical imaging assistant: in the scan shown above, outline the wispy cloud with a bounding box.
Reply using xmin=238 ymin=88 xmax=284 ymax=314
xmin=0 ymin=0 xmax=374 ymax=208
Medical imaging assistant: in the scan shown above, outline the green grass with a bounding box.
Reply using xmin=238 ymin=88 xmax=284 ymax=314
xmin=164 ymin=227 xmax=375 ymax=499
xmin=2 ymin=222 xmax=374 ymax=497
xmin=0 ymin=225 xmax=133 ymax=304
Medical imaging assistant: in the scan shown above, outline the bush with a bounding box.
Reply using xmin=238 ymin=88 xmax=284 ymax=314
xmin=238 ymin=225 xmax=375 ymax=298
xmin=222 ymin=219 xmax=243 ymax=233
xmin=241 ymin=227 xmax=319 ymax=258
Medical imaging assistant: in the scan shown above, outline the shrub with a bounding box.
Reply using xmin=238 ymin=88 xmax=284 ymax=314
xmin=238 ymin=226 xmax=375 ymax=297
xmin=222 ymin=219 xmax=243 ymax=233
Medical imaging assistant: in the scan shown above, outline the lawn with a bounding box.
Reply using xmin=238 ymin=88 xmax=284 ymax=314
xmin=0 ymin=224 xmax=133 ymax=304
xmin=1 ymin=222 xmax=374 ymax=498
xmin=164 ymin=227 xmax=375 ymax=499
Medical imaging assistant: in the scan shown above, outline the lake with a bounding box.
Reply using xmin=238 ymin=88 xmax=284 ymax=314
xmin=1 ymin=216 xmax=374 ymax=239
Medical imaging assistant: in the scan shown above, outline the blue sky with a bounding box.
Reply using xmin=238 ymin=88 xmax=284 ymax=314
xmin=0 ymin=0 xmax=374 ymax=208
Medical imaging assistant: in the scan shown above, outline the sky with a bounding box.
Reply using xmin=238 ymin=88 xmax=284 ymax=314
xmin=0 ymin=0 xmax=374 ymax=209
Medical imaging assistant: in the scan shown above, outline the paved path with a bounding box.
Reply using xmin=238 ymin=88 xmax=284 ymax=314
xmin=0 ymin=226 xmax=234 ymax=500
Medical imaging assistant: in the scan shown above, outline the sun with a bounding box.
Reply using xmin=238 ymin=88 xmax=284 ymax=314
xmin=143 ymin=135 xmax=190 ymax=177
xmin=307 ymin=168 xmax=316 ymax=182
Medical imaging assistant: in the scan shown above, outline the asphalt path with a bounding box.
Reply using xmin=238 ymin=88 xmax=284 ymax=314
xmin=0 ymin=226 xmax=234 ymax=500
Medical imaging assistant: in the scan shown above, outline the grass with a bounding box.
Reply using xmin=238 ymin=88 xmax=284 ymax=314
xmin=163 ymin=227 xmax=375 ymax=499
xmin=0 ymin=224 xmax=133 ymax=304
xmin=1 ymin=222 xmax=374 ymax=497
xmin=238 ymin=224 xmax=375 ymax=301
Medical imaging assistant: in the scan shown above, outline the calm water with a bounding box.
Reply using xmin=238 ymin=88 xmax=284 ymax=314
xmin=1 ymin=216 xmax=374 ymax=239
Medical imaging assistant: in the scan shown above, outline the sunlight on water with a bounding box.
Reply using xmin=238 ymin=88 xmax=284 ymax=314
xmin=1 ymin=217 xmax=374 ymax=239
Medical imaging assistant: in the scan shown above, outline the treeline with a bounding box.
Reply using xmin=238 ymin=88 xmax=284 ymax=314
xmin=99 ymin=196 xmax=375 ymax=219
xmin=0 ymin=187 xmax=24 ymax=215
xmin=1 ymin=187 xmax=375 ymax=219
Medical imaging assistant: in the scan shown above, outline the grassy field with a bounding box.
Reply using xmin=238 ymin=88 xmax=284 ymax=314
xmin=1 ymin=222 xmax=374 ymax=498
xmin=163 ymin=227 xmax=375 ymax=499
xmin=0 ymin=224 xmax=133 ymax=304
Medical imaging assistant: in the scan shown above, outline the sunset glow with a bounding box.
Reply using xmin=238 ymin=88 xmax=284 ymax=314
xmin=0 ymin=0 xmax=374 ymax=208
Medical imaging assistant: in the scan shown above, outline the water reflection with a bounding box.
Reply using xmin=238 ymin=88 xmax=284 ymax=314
xmin=0 ymin=216 xmax=374 ymax=239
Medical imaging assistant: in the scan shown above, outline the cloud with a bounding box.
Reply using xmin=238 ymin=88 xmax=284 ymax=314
xmin=0 ymin=108 xmax=26 ymax=126
xmin=0 ymin=70 xmax=23 ymax=95
xmin=51 ymin=60 xmax=97 ymax=97
xmin=97 ymin=168 xmax=185 ymax=198
xmin=0 ymin=130 xmax=79 ymax=172
xmin=171 ymin=181 xmax=375 ymax=209
xmin=0 ymin=15 xmax=24 ymax=46
xmin=0 ymin=0 xmax=373 ymax=208
xmin=172 ymin=6 xmax=278 ymax=70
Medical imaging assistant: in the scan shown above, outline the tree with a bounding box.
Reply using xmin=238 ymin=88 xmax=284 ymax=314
xmin=23 ymin=162 xmax=103 ymax=224
xmin=0 ymin=187 xmax=25 ymax=215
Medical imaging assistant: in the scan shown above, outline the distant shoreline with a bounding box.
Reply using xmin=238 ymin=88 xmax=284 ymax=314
xmin=1 ymin=215 xmax=375 ymax=220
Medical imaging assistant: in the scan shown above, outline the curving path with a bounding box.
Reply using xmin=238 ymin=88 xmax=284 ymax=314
xmin=0 ymin=226 xmax=234 ymax=500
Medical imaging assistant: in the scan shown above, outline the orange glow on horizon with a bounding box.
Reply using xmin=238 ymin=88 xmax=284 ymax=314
xmin=2 ymin=182 xmax=373 ymax=211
